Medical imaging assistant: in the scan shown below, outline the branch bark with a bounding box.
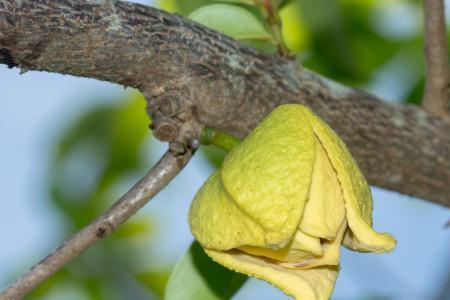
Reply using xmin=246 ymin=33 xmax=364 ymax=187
xmin=0 ymin=150 xmax=192 ymax=300
xmin=0 ymin=0 xmax=450 ymax=207
xmin=422 ymin=0 xmax=450 ymax=118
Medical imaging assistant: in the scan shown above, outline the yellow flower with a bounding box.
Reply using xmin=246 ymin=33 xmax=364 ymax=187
xmin=189 ymin=104 xmax=396 ymax=300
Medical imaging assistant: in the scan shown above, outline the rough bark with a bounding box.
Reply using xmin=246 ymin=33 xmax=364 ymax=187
xmin=0 ymin=0 xmax=449 ymax=207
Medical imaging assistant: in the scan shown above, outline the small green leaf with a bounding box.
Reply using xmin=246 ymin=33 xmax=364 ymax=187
xmin=189 ymin=4 xmax=273 ymax=42
xmin=165 ymin=241 xmax=247 ymax=300
xmin=159 ymin=0 xmax=210 ymax=15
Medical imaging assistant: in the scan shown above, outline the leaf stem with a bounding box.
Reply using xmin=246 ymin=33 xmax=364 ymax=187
xmin=200 ymin=127 xmax=241 ymax=152
xmin=254 ymin=0 xmax=290 ymax=57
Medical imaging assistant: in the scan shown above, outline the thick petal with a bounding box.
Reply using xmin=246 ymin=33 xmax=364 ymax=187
xmin=205 ymin=248 xmax=339 ymax=300
xmin=290 ymin=230 xmax=323 ymax=256
xmin=279 ymin=220 xmax=347 ymax=270
xmin=221 ymin=105 xmax=316 ymax=247
xmin=307 ymin=110 xmax=396 ymax=252
xmin=189 ymin=172 xmax=267 ymax=250
xmin=239 ymin=245 xmax=314 ymax=263
xmin=240 ymin=230 xmax=323 ymax=262
xmin=299 ymin=139 xmax=346 ymax=240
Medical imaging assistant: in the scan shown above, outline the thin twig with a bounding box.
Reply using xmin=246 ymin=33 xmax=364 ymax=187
xmin=0 ymin=150 xmax=192 ymax=300
xmin=422 ymin=0 xmax=450 ymax=119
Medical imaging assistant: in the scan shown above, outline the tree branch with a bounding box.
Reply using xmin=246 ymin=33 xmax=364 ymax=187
xmin=0 ymin=150 xmax=192 ymax=300
xmin=422 ymin=0 xmax=450 ymax=118
xmin=0 ymin=0 xmax=449 ymax=207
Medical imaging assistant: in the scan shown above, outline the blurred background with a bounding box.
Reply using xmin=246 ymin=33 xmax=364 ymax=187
xmin=0 ymin=0 xmax=449 ymax=299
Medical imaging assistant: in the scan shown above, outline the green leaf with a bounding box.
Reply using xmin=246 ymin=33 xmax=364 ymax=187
xmin=165 ymin=241 xmax=247 ymax=300
xmin=159 ymin=0 xmax=210 ymax=15
xmin=189 ymin=4 xmax=273 ymax=42
xmin=49 ymin=93 xmax=151 ymax=227
xmin=216 ymin=0 xmax=289 ymax=8
xmin=215 ymin=0 xmax=255 ymax=5
xmin=136 ymin=271 xmax=171 ymax=298
xmin=278 ymin=0 xmax=294 ymax=9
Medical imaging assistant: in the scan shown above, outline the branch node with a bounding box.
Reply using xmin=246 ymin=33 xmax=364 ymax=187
xmin=95 ymin=221 xmax=114 ymax=238
xmin=169 ymin=141 xmax=187 ymax=154
xmin=151 ymin=117 xmax=179 ymax=141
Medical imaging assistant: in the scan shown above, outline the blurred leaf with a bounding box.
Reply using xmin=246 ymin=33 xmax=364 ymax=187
xmin=114 ymin=219 xmax=153 ymax=239
xmin=159 ymin=0 xmax=256 ymax=15
xmin=34 ymin=92 xmax=157 ymax=299
xmin=279 ymin=0 xmax=294 ymax=8
xmin=217 ymin=0 xmax=255 ymax=5
xmin=25 ymin=269 xmax=70 ymax=299
xmin=49 ymin=92 xmax=150 ymax=227
xmin=107 ymin=93 xmax=150 ymax=179
xmin=189 ymin=4 xmax=273 ymax=42
xmin=405 ymin=76 xmax=424 ymax=105
xmin=136 ymin=271 xmax=171 ymax=298
xmin=159 ymin=0 xmax=211 ymax=15
xmin=297 ymin=0 xmax=358 ymax=80
xmin=83 ymin=277 xmax=104 ymax=300
xmin=279 ymin=0 xmax=309 ymax=52
xmin=294 ymin=0 xmax=408 ymax=85
xmin=165 ymin=241 xmax=247 ymax=300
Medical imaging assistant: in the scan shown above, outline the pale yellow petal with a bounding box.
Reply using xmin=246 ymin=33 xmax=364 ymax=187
xmin=307 ymin=111 xmax=396 ymax=253
xmin=206 ymin=248 xmax=338 ymax=300
xmin=221 ymin=105 xmax=316 ymax=247
xmin=189 ymin=172 xmax=267 ymax=250
xmin=239 ymin=245 xmax=313 ymax=263
xmin=291 ymin=230 xmax=323 ymax=256
xmin=279 ymin=220 xmax=347 ymax=270
xmin=299 ymin=138 xmax=346 ymax=240
xmin=240 ymin=230 xmax=322 ymax=262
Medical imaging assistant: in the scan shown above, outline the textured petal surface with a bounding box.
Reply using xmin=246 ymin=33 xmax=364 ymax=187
xmin=189 ymin=172 xmax=267 ymax=250
xmin=205 ymin=248 xmax=339 ymax=300
xmin=299 ymin=139 xmax=346 ymax=240
xmin=221 ymin=105 xmax=315 ymax=246
xmin=307 ymin=111 xmax=396 ymax=252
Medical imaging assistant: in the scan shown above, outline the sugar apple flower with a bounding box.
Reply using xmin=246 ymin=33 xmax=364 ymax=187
xmin=189 ymin=104 xmax=396 ymax=300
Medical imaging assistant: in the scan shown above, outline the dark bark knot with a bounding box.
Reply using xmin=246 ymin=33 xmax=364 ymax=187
xmin=152 ymin=118 xmax=179 ymax=141
xmin=96 ymin=221 xmax=114 ymax=238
